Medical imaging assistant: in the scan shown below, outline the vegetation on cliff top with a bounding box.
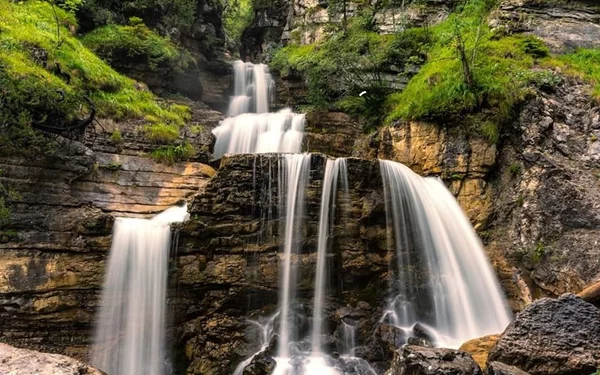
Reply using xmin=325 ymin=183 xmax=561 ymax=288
xmin=271 ymin=0 xmax=598 ymax=142
xmin=0 ymin=0 xmax=189 ymax=156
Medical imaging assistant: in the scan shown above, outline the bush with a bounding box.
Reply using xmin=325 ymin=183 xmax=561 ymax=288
xmin=0 ymin=0 xmax=189 ymax=155
xmin=82 ymin=17 xmax=181 ymax=71
xmin=77 ymin=0 xmax=196 ymax=33
xmin=222 ymin=0 xmax=254 ymax=48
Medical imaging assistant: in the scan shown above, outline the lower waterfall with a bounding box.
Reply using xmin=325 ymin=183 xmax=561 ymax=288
xmin=91 ymin=204 xmax=189 ymax=375
xmin=233 ymin=155 xmax=512 ymax=375
xmin=379 ymin=160 xmax=512 ymax=347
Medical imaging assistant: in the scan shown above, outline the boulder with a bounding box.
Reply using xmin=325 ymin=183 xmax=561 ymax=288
xmin=385 ymin=345 xmax=482 ymax=375
xmin=0 ymin=343 xmax=104 ymax=374
xmin=487 ymin=361 xmax=531 ymax=375
xmin=488 ymin=294 xmax=600 ymax=375
xmin=459 ymin=334 xmax=501 ymax=371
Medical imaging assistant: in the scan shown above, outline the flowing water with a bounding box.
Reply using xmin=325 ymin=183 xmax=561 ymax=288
xmin=91 ymin=205 xmax=189 ymax=375
xmin=94 ymin=60 xmax=513 ymax=375
xmin=379 ymin=160 xmax=512 ymax=347
xmin=212 ymin=60 xmax=305 ymax=159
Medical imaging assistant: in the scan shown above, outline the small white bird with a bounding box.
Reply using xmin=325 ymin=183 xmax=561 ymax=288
xmin=359 ymin=91 xmax=367 ymax=97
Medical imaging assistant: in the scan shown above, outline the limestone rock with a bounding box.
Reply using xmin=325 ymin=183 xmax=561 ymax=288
xmin=488 ymin=294 xmax=600 ymax=375
xmin=459 ymin=334 xmax=501 ymax=371
xmin=385 ymin=345 xmax=482 ymax=375
xmin=0 ymin=343 xmax=104 ymax=375
xmin=491 ymin=0 xmax=600 ymax=53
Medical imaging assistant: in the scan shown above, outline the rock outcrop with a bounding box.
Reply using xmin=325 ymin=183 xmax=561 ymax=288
xmin=385 ymin=345 xmax=482 ymax=375
xmin=491 ymin=0 xmax=600 ymax=53
xmin=0 ymin=343 xmax=104 ymax=375
xmin=488 ymin=294 xmax=600 ymax=375
xmin=0 ymin=108 xmax=217 ymax=360
xmin=174 ymin=153 xmax=393 ymax=374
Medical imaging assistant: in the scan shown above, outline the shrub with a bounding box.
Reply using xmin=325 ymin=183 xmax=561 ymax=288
xmin=222 ymin=0 xmax=254 ymax=48
xmin=82 ymin=17 xmax=181 ymax=71
xmin=77 ymin=0 xmax=196 ymax=33
xmin=0 ymin=0 xmax=189 ymax=156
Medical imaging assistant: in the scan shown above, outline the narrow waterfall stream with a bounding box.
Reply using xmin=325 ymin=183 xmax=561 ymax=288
xmin=209 ymin=60 xmax=513 ymax=375
xmin=91 ymin=204 xmax=189 ymax=375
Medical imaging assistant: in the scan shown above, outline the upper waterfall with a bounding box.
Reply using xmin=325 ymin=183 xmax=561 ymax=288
xmin=212 ymin=60 xmax=305 ymax=159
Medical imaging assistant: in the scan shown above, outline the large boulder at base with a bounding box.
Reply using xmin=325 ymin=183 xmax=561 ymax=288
xmin=385 ymin=345 xmax=482 ymax=375
xmin=0 ymin=343 xmax=104 ymax=374
xmin=488 ymin=361 xmax=531 ymax=375
xmin=488 ymin=294 xmax=600 ymax=375
xmin=459 ymin=334 xmax=501 ymax=371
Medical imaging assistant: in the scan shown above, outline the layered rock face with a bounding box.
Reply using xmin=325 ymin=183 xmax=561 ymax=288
xmin=491 ymin=0 xmax=600 ymax=53
xmin=0 ymin=105 xmax=218 ymax=360
xmin=173 ymin=153 xmax=395 ymax=375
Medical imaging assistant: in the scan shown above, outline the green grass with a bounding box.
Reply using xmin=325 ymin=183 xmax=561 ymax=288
xmin=0 ymin=0 xmax=190 ymax=155
xmin=557 ymin=48 xmax=600 ymax=98
xmin=150 ymin=143 xmax=195 ymax=164
xmin=385 ymin=1 xmax=543 ymax=135
xmin=271 ymin=11 xmax=430 ymax=129
xmin=81 ymin=17 xmax=181 ymax=71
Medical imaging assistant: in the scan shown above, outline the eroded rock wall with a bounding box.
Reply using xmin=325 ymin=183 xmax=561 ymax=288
xmin=0 ymin=105 xmax=219 ymax=360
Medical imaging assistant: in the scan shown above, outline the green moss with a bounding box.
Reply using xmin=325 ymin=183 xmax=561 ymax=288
xmin=150 ymin=142 xmax=195 ymax=164
xmin=81 ymin=17 xmax=181 ymax=71
xmin=0 ymin=0 xmax=189 ymax=156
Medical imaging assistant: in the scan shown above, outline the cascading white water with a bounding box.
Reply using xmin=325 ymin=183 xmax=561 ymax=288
xmin=277 ymin=154 xmax=311 ymax=360
xmin=311 ymin=158 xmax=348 ymax=355
xmin=212 ymin=60 xmax=305 ymax=159
xmin=379 ymin=160 xmax=512 ymax=347
xmin=91 ymin=204 xmax=189 ymax=375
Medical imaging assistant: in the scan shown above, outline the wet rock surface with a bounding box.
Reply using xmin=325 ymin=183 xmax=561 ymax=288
xmin=0 ymin=343 xmax=104 ymax=375
xmin=488 ymin=294 xmax=600 ymax=375
xmin=384 ymin=345 xmax=482 ymax=375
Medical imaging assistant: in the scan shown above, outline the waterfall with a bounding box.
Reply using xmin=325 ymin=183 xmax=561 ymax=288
xmin=277 ymin=154 xmax=311 ymax=359
xmin=91 ymin=204 xmax=189 ymax=375
xmin=212 ymin=60 xmax=305 ymax=159
xmin=341 ymin=322 xmax=356 ymax=357
xmin=379 ymin=160 xmax=512 ymax=347
xmin=311 ymin=158 xmax=348 ymax=355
